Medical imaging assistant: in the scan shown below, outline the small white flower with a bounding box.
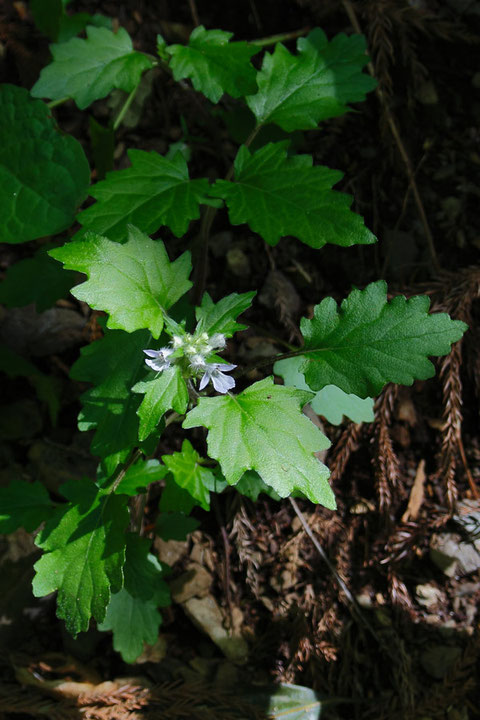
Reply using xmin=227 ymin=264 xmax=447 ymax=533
xmin=143 ymin=347 xmax=174 ymax=372
xmin=209 ymin=333 xmax=227 ymax=350
xmin=189 ymin=354 xmax=207 ymax=371
xmin=172 ymin=335 xmax=184 ymax=349
xmin=198 ymin=362 xmax=237 ymax=394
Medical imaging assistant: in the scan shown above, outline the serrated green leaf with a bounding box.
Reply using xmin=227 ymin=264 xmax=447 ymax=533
xmin=300 ymin=281 xmax=468 ymax=398
xmin=77 ymin=149 xmax=210 ymax=240
xmin=33 ymin=478 xmax=129 ymax=635
xmin=183 ymin=377 xmax=335 ymax=508
xmin=195 ymin=291 xmax=255 ymax=338
xmin=0 ymin=252 xmax=77 ymax=311
xmin=114 ymin=459 xmax=168 ymax=496
xmin=211 ymin=142 xmax=375 ymax=248
xmin=274 ymin=356 xmax=374 ymax=425
xmin=0 ymin=479 xmax=54 ymax=533
xmin=162 ymin=439 xmax=215 ymax=510
xmin=70 ymin=328 xmax=150 ymax=458
xmin=166 ymin=26 xmax=259 ymax=103
xmin=247 ymin=28 xmax=376 ymax=131
xmin=99 ymin=534 xmax=170 ymax=662
xmin=98 ymin=587 xmax=161 ymax=662
xmin=133 ymin=366 xmax=189 ymax=442
xmin=0 ymin=84 xmax=89 ymax=244
xmin=121 ymin=534 xmax=170 ymax=603
xmin=31 ymin=26 xmax=153 ymax=109
xmin=50 ymin=225 xmax=192 ymax=338
xmin=156 ymin=512 xmax=200 ymax=540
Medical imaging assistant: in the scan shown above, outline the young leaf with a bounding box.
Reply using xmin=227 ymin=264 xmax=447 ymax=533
xmin=31 ymin=26 xmax=153 ymax=109
xmin=195 ymin=291 xmax=255 ymax=338
xmin=300 ymin=281 xmax=468 ymax=398
xmin=98 ymin=534 xmax=170 ymax=662
xmin=121 ymin=535 xmax=170 ymax=603
xmin=166 ymin=26 xmax=259 ymax=103
xmin=274 ymin=356 xmax=374 ymax=425
xmin=235 ymin=471 xmax=281 ymax=502
xmin=98 ymin=588 xmax=162 ymax=662
xmin=211 ymin=143 xmax=375 ymax=249
xmin=133 ymin=366 xmax=189 ymax=442
xmin=183 ymin=377 xmax=335 ymax=509
xmin=162 ymin=439 xmax=216 ymax=510
xmin=70 ymin=328 xmax=150 ymax=458
xmin=0 ymin=84 xmax=89 ymax=244
xmin=33 ymin=479 xmax=130 ymax=635
xmin=0 ymin=479 xmax=54 ymax=533
xmin=78 ymin=150 xmax=210 ymax=240
xmin=50 ymin=225 xmax=192 ymax=338
xmin=247 ymin=29 xmax=376 ymax=131
xmin=114 ymin=459 xmax=168 ymax=496
xmin=0 ymin=252 xmax=76 ymax=311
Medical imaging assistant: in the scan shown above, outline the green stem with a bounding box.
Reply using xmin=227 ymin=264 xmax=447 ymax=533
xmin=47 ymin=96 xmax=70 ymax=109
xmin=112 ymin=84 xmax=140 ymax=132
xmin=250 ymin=26 xmax=310 ymax=47
xmin=192 ymin=123 xmax=264 ymax=304
xmin=110 ymin=448 xmax=142 ymax=493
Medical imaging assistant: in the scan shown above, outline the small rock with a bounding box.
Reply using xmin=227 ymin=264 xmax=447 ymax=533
xmin=430 ymin=533 xmax=480 ymax=576
xmin=183 ymin=595 xmax=248 ymax=664
xmin=420 ymin=644 xmax=461 ymax=679
xmin=415 ymin=80 xmax=438 ymax=105
xmin=226 ymin=248 xmax=250 ymax=277
xmin=415 ymin=583 xmax=445 ymax=610
xmin=154 ymin=537 xmax=188 ymax=567
xmin=170 ymin=563 xmax=212 ymax=603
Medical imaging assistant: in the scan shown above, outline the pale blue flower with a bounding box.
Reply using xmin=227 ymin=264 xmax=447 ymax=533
xmin=198 ymin=362 xmax=237 ymax=393
xmin=143 ymin=347 xmax=174 ymax=372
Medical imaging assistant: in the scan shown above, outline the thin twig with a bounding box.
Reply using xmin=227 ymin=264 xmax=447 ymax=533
xmin=288 ymin=497 xmax=383 ymax=646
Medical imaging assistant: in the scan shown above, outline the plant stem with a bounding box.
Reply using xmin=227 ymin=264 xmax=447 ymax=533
xmin=47 ymin=96 xmax=70 ymax=109
xmin=192 ymin=123 xmax=263 ymax=304
xmin=111 ymin=448 xmax=142 ymax=493
xmin=250 ymin=26 xmax=310 ymax=47
xmin=112 ymin=84 xmax=140 ymax=132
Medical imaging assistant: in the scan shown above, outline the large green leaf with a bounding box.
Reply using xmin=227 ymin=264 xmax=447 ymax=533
xmin=0 ymin=479 xmax=54 ymax=533
xmin=162 ymin=439 xmax=216 ymax=511
xmin=0 ymin=251 xmax=77 ymax=311
xmin=70 ymin=328 xmax=150 ymax=458
xmin=31 ymin=26 xmax=153 ymax=109
xmin=33 ymin=478 xmax=129 ymax=635
xmin=133 ymin=366 xmax=189 ymax=442
xmin=166 ymin=26 xmax=258 ymax=103
xmin=194 ymin=291 xmax=255 ymax=338
xmin=274 ymin=356 xmax=374 ymax=425
xmin=211 ymin=143 xmax=375 ymax=248
xmin=99 ymin=534 xmax=170 ymax=662
xmin=183 ymin=377 xmax=335 ymax=508
xmin=50 ymin=225 xmax=192 ymax=338
xmin=0 ymin=84 xmax=89 ymax=244
xmin=247 ymin=28 xmax=376 ymax=131
xmin=300 ymin=281 xmax=468 ymax=398
xmin=78 ymin=150 xmax=210 ymax=240
xmin=114 ymin=459 xmax=168 ymax=496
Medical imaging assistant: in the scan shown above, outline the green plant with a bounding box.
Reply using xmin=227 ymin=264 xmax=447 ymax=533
xmin=0 ymin=17 xmax=467 ymax=663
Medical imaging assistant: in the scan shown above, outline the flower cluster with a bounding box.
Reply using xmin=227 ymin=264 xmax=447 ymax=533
xmin=143 ymin=331 xmax=236 ymax=394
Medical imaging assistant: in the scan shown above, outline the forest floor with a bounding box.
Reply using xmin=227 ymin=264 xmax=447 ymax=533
xmin=1 ymin=1 xmax=480 ymax=718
